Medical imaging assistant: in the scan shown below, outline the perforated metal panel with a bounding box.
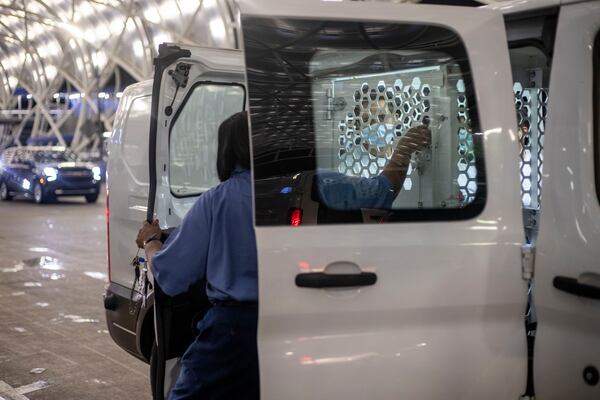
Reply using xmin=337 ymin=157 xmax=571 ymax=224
xmin=336 ymin=77 xmax=430 ymax=190
xmin=455 ymin=79 xmax=477 ymax=204
xmin=329 ymin=69 xmax=477 ymax=209
xmin=514 ymin=83 xmax=547 ymax=209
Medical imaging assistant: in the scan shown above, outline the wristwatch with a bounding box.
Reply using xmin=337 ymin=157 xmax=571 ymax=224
xmin=143 ymin=233 xmax=160 ymax=247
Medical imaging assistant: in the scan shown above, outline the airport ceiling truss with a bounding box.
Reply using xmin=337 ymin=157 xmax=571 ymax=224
xmin=0 ymin=0 xmax=238 ymax=152
xmin=0 ymin=0 xmax=506 ymax=153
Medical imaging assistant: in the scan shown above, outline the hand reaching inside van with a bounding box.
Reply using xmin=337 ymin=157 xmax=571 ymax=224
xmin=317 ymin=125 xmax=431 ymax=210
xmin=382 ymin=125 xmax=431 ymax=192
xmin=135 ymin=111 xmax=259 ymax=400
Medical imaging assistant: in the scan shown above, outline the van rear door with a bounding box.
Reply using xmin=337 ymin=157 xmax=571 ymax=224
xmin=148 ymin=45 xmax=245 ymax=399
xmin=240 ymin=2 xmax=527 ymax=399
xmin=533 ymin=2 xmax=600 ymax=399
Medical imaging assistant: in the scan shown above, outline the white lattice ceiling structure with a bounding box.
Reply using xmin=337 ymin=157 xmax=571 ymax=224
xmin=0 ymin=0 xmax=238 ymax=151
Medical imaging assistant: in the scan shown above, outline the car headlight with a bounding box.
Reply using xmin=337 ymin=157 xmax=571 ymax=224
xmin=92 ymin=166 xmax=102 ymax=181
xmin=43 ymin=167 xmax=58 ymax=182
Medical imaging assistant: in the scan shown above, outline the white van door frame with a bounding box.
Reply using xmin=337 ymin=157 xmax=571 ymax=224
xmin=240 ymin=1 xmax=528 ymax=399
xmin=147 ymin=44 xmax=246 ymax=399
xmin=146 ymin=43 xmax=192 ymax=400
xmin=533 ymin=2 xmax=600 ymax=399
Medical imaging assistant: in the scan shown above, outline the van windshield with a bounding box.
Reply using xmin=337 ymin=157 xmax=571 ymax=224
xmin=33 ymin=150 xmax=77 ymax=163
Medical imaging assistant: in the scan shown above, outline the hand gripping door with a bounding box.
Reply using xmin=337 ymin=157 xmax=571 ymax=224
xmin=240 ymin=1 xmax=527 ymax=399
xmin=533 ymin=2 xmax=600 ymax=399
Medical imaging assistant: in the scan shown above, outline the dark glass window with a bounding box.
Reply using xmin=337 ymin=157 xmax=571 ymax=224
xmin=243 ymin=17 xmax=485 ymax=226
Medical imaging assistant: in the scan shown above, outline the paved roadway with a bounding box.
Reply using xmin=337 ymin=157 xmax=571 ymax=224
xmin=0 ymin=189 xmax=151 ymax=400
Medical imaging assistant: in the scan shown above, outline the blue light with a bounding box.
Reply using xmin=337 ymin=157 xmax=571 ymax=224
xmin=280 ymin=186 xmax=292 ymax=194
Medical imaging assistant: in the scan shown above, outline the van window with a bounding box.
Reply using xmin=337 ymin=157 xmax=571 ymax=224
xmin=244 ymin=18 xmax=485 ymax=225
xmin=122 ymin=95 xmax=152 ymax=184
xmin=169 ymin=84 xmax=245 ymax=197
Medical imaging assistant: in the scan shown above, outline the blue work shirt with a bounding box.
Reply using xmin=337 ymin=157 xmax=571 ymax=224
xmin=152 ymin=169 xmax=258 ymax=302
xmin=317 ymin=171 xmax=396 ymax=210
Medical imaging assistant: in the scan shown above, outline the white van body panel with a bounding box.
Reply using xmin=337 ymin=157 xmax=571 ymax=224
xmin=105 ymin=1 xmax=600 ymax=398
xmin=108 ymin=80 xmax=152 ymax=289
xmin=534 ymin=2 xmax=600 ymax=398
xmin=239 ymin=1 xmax=527 ymax=399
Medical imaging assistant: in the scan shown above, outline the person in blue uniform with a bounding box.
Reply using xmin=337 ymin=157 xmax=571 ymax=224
xmin=136 ymin=111 xmax=430 ymax=399
xmin=137 ymin=111 xmax=259 ymax=400
xmin=316 ymin=124 xmax=430 ymax=210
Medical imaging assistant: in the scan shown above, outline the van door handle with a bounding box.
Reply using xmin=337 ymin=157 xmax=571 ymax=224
xmin=295 ymin=272 xmax=377 ymax=288
xmin=553 ymin=274 xmax=600 ymax=300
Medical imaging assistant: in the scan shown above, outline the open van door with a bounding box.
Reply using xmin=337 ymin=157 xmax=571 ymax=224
xmin=241 ymin=1 xmax=528 ymax=399
xmin=147 ymin=44 xmax=246 ymax=399
xmin=533 ymin=2 xmax=600 ymax=399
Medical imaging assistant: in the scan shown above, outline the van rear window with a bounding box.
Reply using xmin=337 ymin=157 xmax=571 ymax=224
xmin=169 ymin=83 xmax=245 ymax=197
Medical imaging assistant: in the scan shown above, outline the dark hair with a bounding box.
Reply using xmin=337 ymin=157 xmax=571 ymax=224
xmin=216 ymin=111 xmax=251 ymax=182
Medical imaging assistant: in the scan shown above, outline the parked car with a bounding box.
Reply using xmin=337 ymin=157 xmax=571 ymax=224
xmin=0 ymin=146 xmax=102 ymax=203
xmin=105 ymin=1 xmax=600 ymax=399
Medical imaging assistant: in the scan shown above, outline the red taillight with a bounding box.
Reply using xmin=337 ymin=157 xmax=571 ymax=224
xmin=106 ymin=190 xmax=111 ymax=281
xmin=290 ymin=208 xmax=302 ymax=227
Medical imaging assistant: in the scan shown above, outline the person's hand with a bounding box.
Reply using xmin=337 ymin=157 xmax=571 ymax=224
xmin=382 ymin=125 xmax=431 ymax=192
xmin=396 ymin=125 xmax=431 ymax=156
xmin=136 ymin=219 xmax=161 ymax=249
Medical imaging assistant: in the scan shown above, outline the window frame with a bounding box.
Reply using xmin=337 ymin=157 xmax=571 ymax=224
xmin=243 ymin=16 xmax=487 ymax=225
xmin=167 ymin=81 xmax=247 ymax=199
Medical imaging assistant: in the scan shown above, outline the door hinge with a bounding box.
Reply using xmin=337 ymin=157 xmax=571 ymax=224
xmin=521 ymin=243 xmax=536 ymax=280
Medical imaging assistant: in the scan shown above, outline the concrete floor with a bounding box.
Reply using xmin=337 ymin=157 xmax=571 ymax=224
xmin=0 ymin=189 xmax=151 ymax=399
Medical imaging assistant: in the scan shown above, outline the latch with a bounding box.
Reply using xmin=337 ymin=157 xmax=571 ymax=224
xmin=168 ymin=62 xmax=191 ymax=88
xmin=325 ymin=87 xmax=347 ymax=120
xmin=521 ymin=243 xmax=536 ymax=280
xmin=326 ymin=87 xmax=334 ymax=121
xmin=164 ymin=62 xmax=191 ymax=116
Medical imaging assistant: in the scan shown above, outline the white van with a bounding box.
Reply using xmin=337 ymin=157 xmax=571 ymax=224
xmin=105 ymin=1 xmax=600 ymax=399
